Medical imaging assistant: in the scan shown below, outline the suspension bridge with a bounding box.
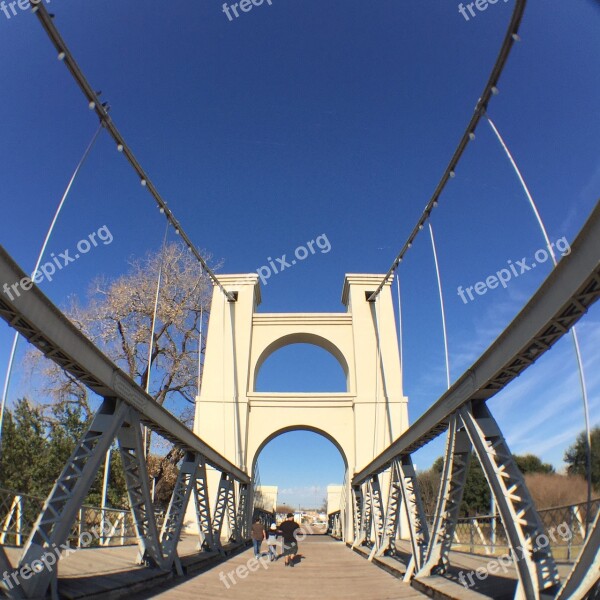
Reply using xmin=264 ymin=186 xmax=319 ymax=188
xmin=0 ymin=0 xmax=599 ymax=598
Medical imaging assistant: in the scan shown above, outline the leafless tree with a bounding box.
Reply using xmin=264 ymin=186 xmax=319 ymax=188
xmin=28 ymin=241 xmax=217 ymax=499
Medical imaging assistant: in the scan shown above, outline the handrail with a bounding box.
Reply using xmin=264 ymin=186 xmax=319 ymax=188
xmin=354 ymin=200 xmax=600 ymax=486
xmin=0 ymin=246 xmax=249 ymax=483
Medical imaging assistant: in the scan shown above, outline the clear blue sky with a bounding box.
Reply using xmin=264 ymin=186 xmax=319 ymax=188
xmin=1 ymin=0 xmax=599 ymax=507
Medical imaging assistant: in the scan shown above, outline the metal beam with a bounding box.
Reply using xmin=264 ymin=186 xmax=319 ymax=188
xmin=368 ymin=475 xmax=385 ymax=560
xmin=367 ymin=0 xmax=527 ymax=302
xmin=160 ymin=452 xmax=201 ymax=572
xmin=226 ymin=482 xmax=239 ymax=542
xmin=31 ymin=4 xmax=235 ymax=302
xmin=19 ymin=398 xmax=128 ymax=598
xmin=236 ymin=484 xmax=250 ymax=541
xmin=460 ymin=402 xmax=559 ymax=598
xmin=376 ymin=461 xmax=402 ymax=557
xmin=419 ymin=414 xmax=471 ymax=576
xmin=118 ymin=409 xmax=165 ymax=569
xmin=353 ymin=200 xmax=600 ymax=486
xmin=212 ymin=474 xmax=233 ymax=548
xmin=351 ymin=487 xmax=364 ymax=547
xmin=396 ymin=457 xmax=430 ymax=578
xmin=0 ymin=245 xmax=248 ymax=484
xmin=556 ymin=505 xmax=600 ymax=600
xmin=193 ymin=456 xmax=216 ymax=552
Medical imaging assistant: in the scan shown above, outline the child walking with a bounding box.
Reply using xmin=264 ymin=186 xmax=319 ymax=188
xmin=267 ymin=523 xmax=280 ymax=561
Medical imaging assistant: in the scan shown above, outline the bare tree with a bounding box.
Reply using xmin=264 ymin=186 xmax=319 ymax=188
xmin=28 ymin=241 xmax=216 ymax=500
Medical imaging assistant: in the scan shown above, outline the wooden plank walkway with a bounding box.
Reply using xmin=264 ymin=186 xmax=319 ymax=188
xmin=352 ymin=540 xmax=575 ymax=600
xmin=3 ymin=534 xmax=577 ymax=599
xmin=129 ymin=536 xmax=426 ymax=600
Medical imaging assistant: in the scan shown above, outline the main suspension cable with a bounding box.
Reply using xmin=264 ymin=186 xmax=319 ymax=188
xmin=486 ymin=114 xmax=593 ymax=536
xmin=367 ymin=0 xmax=527 ymax=302
xmin=31 ymin=3 xmax=235 ymax=302
xmin=0 ymin=122 xmax=103 ymax=459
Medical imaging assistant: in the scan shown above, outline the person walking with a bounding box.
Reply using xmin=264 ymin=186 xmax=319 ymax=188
xmin=279 ymin=512 xmax=301 ymax=567
xmin=267 ymin=523 xmax=280 ymax=561
xmin=250 ymin=518 xmax=266 ymax=558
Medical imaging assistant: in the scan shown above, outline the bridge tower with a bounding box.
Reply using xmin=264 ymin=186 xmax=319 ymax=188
xmin=186 ymin=274 xmax=408 ymax=541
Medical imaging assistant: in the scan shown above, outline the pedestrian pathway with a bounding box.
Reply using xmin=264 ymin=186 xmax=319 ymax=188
xmin=131 ymin=536 xmax=426 ymax=599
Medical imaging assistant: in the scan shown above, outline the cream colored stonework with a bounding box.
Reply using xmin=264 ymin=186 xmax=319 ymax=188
xmin=185 ymin=274 xmax=408 ymax=541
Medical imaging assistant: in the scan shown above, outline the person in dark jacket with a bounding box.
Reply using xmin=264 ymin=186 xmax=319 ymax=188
xmin=278 ymin=513 xmax=301 ymax=567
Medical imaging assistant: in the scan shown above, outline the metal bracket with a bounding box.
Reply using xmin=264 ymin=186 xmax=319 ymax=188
xmin=376 ymin=459 xmax=403 ymax=558
xmin=368 ymin=475 xmax=385 ymax=560
xmin=212 ymin=473 xmax=233 ymax=549
xmin=419 ymin=414 xmax=471 ymax=576
xmin=460 ymin=401 xmax=559 ymax=599
xmin=397 ymin=455 xmax=430 ymax=579
xmin=236 ymin=484 xmax=249 ymax=541
xmin=18 ymin=398 xmax=128 ymax=598
xmin=556 ymin=492 xmax=600 ymax=599
xmin=351 ymin=486 xmax=364 ymax=547
xmin=118 ymin=409 xmax=165 ymax=570
xmin=226 ymin=481 xmax=239 ymax=542
xmin=160 ymin=452 xmax=200 ymax=568
xmin=193 ymin=456 xmax=216 ymax=552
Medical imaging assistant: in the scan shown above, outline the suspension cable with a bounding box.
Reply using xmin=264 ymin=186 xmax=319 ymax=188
xmin=31 ymin=3 xmax=235 ymax=302
xmin=367 ymin=0 xmax=527 ymax=302
xmin=485 ymin=114 xmax=593 ymax=536
xmin=428 ymin=223 xmax=451 ymax=390
xmin=396 ymin=274 xmax=404 ymax=388
xmin=142 ymin=221 xmax=170 ymax=458
xmin=0 ymin=122 xmax=103 ymax=458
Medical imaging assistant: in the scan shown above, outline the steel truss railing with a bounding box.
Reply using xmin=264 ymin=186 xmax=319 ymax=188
xmin=0 ymin=487 xmax=166 ymax=549
xmin=351 ymin=200 xmax=600 ymax=600
xmin=0 ymin=246 xmax=251 ymax=599
xmin=446 ymin=498 xmax=600 ymax=560
xmin=328 ymin=469 xmax=349 ymax=541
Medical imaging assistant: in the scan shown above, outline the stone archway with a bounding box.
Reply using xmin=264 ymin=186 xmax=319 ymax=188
xmin=251 ymin=425 xmax=348 ymax=479
xmin=252 ymin=333 xmax=350 ymax=392
xmin=251 ymin=426 xmax=348 ymax=519
xmin=188 ymin=273 xmax=408 ymax=541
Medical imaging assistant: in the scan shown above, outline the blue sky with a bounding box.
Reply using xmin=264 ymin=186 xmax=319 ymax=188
xmin=0 ymin=0 xmax=599 ymax=507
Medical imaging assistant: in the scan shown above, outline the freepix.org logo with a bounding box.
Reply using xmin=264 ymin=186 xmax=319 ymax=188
xmin=2 ymin=225 xmax=114 ymax=302
xmin=256 ymin=234 xmax=331 ymax=286
xmin=222 ymin=0 xmax=273 ymax=22
xmin=1 ymin=0 xmax=51 ymax=22
xmin=457 ymin=0 xmax=511 ymax=23
xmin=457 ymin=237 xmax=571 ymax=305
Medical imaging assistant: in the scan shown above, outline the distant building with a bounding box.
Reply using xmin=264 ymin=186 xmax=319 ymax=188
xmin=327 ymin=485 xmax=343 ymax=515
xmin=255 ymin=485 xmax=278 ymax=513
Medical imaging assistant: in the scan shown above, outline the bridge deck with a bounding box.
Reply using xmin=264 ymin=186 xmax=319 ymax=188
xmin=128 ymin=536 xmax=426 ymax=599
xmin=3 ymin=535 xmax=577 ymax=599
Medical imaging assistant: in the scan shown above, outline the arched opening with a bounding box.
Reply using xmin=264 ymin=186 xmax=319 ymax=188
xmin=252 ymin=427 xmax=347 ymax=526
xmin=254 ymin=334 xmax=349 ymax=392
